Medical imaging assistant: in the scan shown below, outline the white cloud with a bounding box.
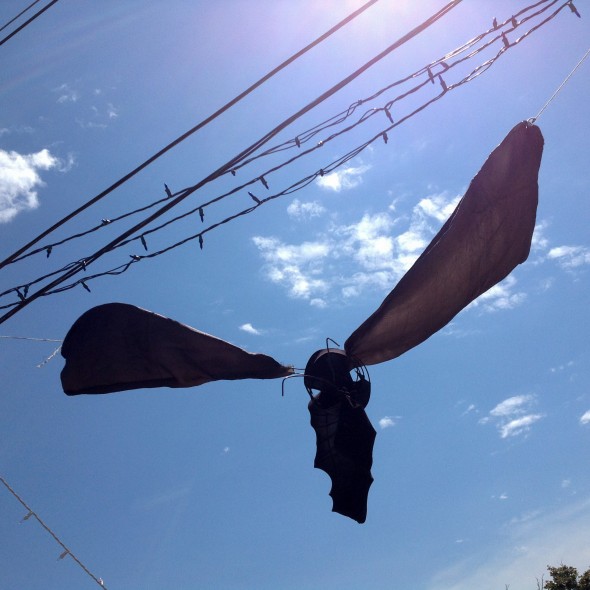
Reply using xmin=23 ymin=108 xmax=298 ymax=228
xmin=499 ymin=414 xmax=544 ymax=439
xmin=531 ymin=221 xmax=550 ymax=251
xmin=316 ymin=165 xmax=371 ymax=192
xmin=548 ymin=245 xmax=590 ymax=269
xmin=482 ymin=395 xmax=544 ymax=439
xmin=54 ymin=83 xmax=79 ymax=103
xmin=0 ymin=148 xmax=59 ymax=223
xmin=427 ymin=498 xmax=590 ymax=590
xmin=254 ymin=190 xmax=531 ymax=316
xmin=471 ymin=276 xmax=527 ymax=312
xmin=378 ymin=416 xmax=397 ymax=429
xmin=580 ymin=410 xmax=590 ymax=425
xmin=239 ymin=323 xmax=262 ymax=335
xmin=489 ymin=395 xmax=534 ymax=417
xmin=287 ymin=199 xmax=326 ymax=219
xmin=252 ymin=236 xmax=330 ymax=301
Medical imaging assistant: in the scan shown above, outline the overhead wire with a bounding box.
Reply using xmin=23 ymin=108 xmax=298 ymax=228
xmin=0 ymin=0 xmax=581 ymax=320
xmin=4 ymin=0 xmax=564 ymax=270
xmin=0 ymin=0 xmax=61 ymax=47
xmin=0 ymin=0 xmax=465 ymax=325
xmin=529 ymin=45 xmax=589 ymax=123
xmin=0 ymin=0 xmax=382 ymax=269
xmin=0 ymin=0 xmax=43 ymax=33
xmin=0 ymin=475 xmax=107 ymax=588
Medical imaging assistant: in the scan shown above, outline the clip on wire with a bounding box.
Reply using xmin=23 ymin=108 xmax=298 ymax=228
xmin=568 ymin=1 xmax=581 ymax=17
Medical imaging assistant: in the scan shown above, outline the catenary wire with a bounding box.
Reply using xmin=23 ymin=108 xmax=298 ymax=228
xmin=0 ymin=0 xmax=465 ymax=324
xmin=0 ymin=0 xmax=579 ymax=316
xmin=0 ymin=0 xmax=574 ymax=307
xmin=6 ymin=0 xmax=562 ymax=267
xmin=0 ymin=0 xmax=381 ymax=269
xmin=0 ymin=476 xmax=108 ymax=589
xmin=0 ymin=0 xmax=61 ymax=47
xmin=0 ymin=0 xmax=44 ymax=33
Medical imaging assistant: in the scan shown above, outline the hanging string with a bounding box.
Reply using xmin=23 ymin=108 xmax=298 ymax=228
xmin=528 ymin=46 xmax=590 ymax=123
xmin=0 ymin=476 xmax=107 ymax=589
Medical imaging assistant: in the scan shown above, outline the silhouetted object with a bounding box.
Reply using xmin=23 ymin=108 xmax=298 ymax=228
xmin=305 ymin=349 xmax=375 ymax=523
xmin=61 ymin=121 xmax=544 ymax=523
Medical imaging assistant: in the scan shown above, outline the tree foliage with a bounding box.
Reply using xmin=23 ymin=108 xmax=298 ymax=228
xmin=544 ymin=565 xmax=590 ymax=590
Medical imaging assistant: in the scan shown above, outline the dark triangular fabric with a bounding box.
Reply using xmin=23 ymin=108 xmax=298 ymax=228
xmin=345 ymin=121 xmax=544 ymax=366
xmin=61 ymin=303 xmax=292 ymax=395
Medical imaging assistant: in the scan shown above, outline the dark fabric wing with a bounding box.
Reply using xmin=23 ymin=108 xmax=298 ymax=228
xmin=308 ymin=394 xmax=376 ymax=524
xmin=61 ymin=302 xmax=292 ymax=395
xmin=345 ymin=121 xmax=544 ymax=366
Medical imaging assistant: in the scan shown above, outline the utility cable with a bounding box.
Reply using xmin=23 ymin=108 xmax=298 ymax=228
xmin=0 ymin=0 xmax=465 ymax=324
xmin=529 ymin=45 xmax=589 ymax=123
xmin=0 ymin=0 xmax=381 ymax=269
xmin=0 ymin=0 xmax=43 ymax=33
xmin=0 ymin=476 xmax=107 ymax=588
xmin=6 ymin=0 xmax=561 ymax=268
xmin=0 ymin=0 xmax=61 ymax=47
xmin=0 ymin=0 xmax=568 ymax=307
xmin=1 ymin=0 xmax=579 ymax=320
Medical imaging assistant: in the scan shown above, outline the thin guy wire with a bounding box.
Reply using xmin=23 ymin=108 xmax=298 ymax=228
xmin=5 ymin=0 xmax=559 ymax=268
xmin=0 ymin=0 xmax=465 ymax=324
xmin=0 ymin=0 xmax=575 ymax=310
xmin=529 ymin=46 xmax=590 ymax=122
xmin=0 ymin=0 xmax=381 ymax=269
xmin=0 ymin=0 xmax=61 ymax=47
xmin=0 ymin=476 xmax=107 ymax=589
xmin=0 ymin=335 xmax=62 ymax=341
xmin=0 ymin=0 xmax=43 ymax=33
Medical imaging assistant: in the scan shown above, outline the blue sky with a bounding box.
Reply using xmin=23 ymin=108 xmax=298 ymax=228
xmin=1 ymin=1 xmax=589 ymax=589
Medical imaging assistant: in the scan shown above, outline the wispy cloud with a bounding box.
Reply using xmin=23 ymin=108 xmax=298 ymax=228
xmin=287 ymin=199 xmax=326 ymax=220
xmin=132 ymin=485 xmax=191 ymax=512
xmin=379 ymin=416 xmax=398 ymax=429
xmin=428 ymin=498 xmax=590 ymax=590
xmin=480 ymin=395 xmax=544 ymax=439
xmin=316 ymin=164 xmax=371 ymax=192
xmin=0 ymin=148 xmax=59 ymax=223
xmin=580 ymin=410 xmax=590 ymax=425
xmin=239 ymin=323 xmax=262 ymax=336
xmin=253 ymin=190 xmax=528 ymax=315
xmin=547 ymin=245 xmax=590 ymax=269
xmin=252 ymin=235 xmax=331 ymax=305
xmin=54 ymin=82 xmax=80 ymax=103
xmin=469 ymin=276 xmax=527 ymax=312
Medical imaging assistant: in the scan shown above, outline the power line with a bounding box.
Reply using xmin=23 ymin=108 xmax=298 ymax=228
xmin=0 ymin=0 xmax=381 ymax=269
xmin=0 ymin=475 xmax=108 ymax=589
xmin=5 ymin=0 xmax=563 ymax=269
xmin=0 ymin=0 xmax=61 ymax=47
xmin=0 ymin=0 xmax=578 ymax=319
xmin=0 ymin=0 xmax=43 ymax=33
xmin=0 ymin=0 xmax=465 ymax=325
